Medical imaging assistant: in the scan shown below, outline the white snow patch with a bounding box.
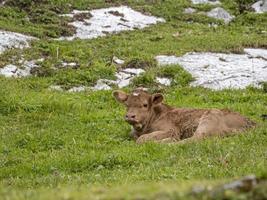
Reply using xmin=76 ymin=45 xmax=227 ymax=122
xmin=206 ymin=7 xmax=234 ymax=23
xmin=0 ymin=59 xmax=42 ymax=78
xmin=191 ymin=0 xmax=221 ymax=5
xmin=156 ymin=77 xmax=171 ymax=86
xmin=156 ymin=49 xmax=267 ymax=90
xmin=252 ymin=0 xmax=267 ymax=13
xmin=59 ymin=6 xmax=165 ymax=40
xmin=0 ymin=30 xmax=35 ymax=54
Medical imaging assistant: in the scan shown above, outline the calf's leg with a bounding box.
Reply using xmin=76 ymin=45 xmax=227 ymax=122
xmin=136 ymin=130 xmax=176 ymax=144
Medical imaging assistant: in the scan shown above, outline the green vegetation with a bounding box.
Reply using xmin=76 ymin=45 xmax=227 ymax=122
xmin=0 ymin=0 xmax=267 ymax=199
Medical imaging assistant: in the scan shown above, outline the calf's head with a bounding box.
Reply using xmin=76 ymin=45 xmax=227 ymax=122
xmin=113 ymin=89 xmax=163 ymax=131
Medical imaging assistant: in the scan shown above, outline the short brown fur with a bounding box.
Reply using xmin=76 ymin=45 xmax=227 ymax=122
xmin=113 ymin=89 xmax=256 ymax=144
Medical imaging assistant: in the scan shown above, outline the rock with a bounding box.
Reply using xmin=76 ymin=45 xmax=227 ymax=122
xmin=191 ymin=0 xmax=220 ymax=5
xmin=112 ymin=56 xmax=125 ymax=65
xmin=115 ymin=71 xmax=133 ymax=88
xmin=62 ymin=62 xmax=78 ymax=68
xmin=244 ymin=48 xmax=267 ymax=60
xmin=89 ymin=68 xmax=145 ymax=90
xmin=49 ymin=85 xmax=63 ymax=91
xmin=0 ymin=0 xmax=6 ymax=6
xmin=121 ymin=68 xmax=145 ymax=75
xmin=0 ymin=64 xmax=23 ymax=78
xmin=172 ymin=32 xmax=180 ymax=37
xmin=190 ymin=175 xmax=263 ymax=199
xmin=68 ymin=86 xmax=88 ymax=92
xmin=252 ymin=0 xmax=267 ymax=13
xmin=0 ymin=59 xmax=42 ymax=78
xmin=222 ymin=175 xmax=258 ymax=192
xmin=0 ymin=30 xmax=36 ymax=54
xmin=115 ymin=68 xmax=145 ymax=88
xmin=156 ymin=77 xmax=171 ymax=86
xmin=92 ymin=79 xmax=115 ymax=91
xmin=184 ymin=8 xmax=197 ymax=14
xmin=58 ymin=6 xmax=165 ymax=40
xmin=208 ymin=23 xmax=218 ymax=28
xmin=155 ymin=48 xmax=267 ymax=90
xmin=206 ymin=7 xmax=234 ymax=23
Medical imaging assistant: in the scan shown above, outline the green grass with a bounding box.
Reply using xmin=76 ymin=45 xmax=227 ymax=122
xmin=0 ymin=0 xmax=267 ymax=199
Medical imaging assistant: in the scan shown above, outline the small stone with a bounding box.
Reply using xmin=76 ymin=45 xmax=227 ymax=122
xmin=122 ymin=68 xmax=145 ymax=75
xmin=112 ymin=56 xmax=125 ymax=65
xmin=49 ymin=85 xmax=63 ymax=91
xmin=68 ymin=86 xmax=87 ymax=92
xmin=156 ymin=77 xmax=171 ymax=86
xmin=62 ymin=62 xmax=77 ymax=67
xmin=191 ymin=185 xmax=206 ymax=194
xmin=184 ymin=8 xmax=196 ymax=14
xmin=191 ymin=0 xmax=220 ymax=5
xmin=208 ymin=23 xmax=218 ymax=28
xmin=172 ymin=32 xmax=180 ymax=37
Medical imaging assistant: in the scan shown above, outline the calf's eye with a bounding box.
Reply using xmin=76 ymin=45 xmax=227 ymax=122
xmin=143 ymin=104 xmax=148 ymax=108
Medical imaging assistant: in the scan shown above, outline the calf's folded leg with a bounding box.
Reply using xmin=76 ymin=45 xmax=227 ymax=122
xmin=136 ymin=130 xmax=175 ymax=144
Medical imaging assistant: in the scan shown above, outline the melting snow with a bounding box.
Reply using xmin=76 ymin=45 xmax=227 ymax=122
xmin=0 ymin=30 xmax=35 ymax=54
xmin=156 ymin=48 xmax=267 ymax=90
xmin=59 ymin=6 xmax=165 ymax=40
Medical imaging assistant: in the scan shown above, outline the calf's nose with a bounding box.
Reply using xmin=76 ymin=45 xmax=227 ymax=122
xmin=125 ymin=114 xmax=136 ymax=120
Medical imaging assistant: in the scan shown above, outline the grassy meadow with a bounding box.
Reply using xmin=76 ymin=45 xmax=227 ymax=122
xmin=0 ymin=0 xmax=267 ymax=199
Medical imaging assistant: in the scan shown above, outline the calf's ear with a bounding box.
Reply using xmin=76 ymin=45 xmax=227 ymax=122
xmin=113 ymin=90 xmax=128 ymax=104
xmin=152 ymin=93 xmax=163 ymax=105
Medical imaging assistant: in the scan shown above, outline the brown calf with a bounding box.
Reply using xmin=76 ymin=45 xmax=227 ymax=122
xmin=113 ymin=88 xmax=256 ymax=144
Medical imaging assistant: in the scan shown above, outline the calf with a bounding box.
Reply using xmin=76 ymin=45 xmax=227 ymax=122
xmin=113 ymin=88 xmax=256 ymax=144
